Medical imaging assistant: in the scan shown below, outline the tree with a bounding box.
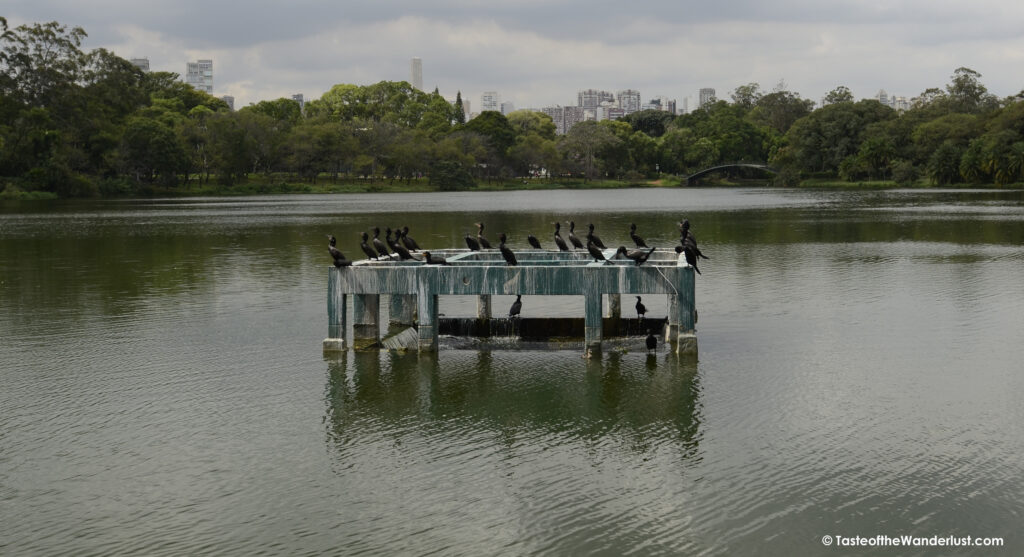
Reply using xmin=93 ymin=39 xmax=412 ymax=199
xmin=946 ymin=67 xmax=997 ymax=114
xmin=622 ymin=109 xmax=674 ymax=137
xmin=731 ymin=83 xmax=762 ymax=109
xmin=454 ymin=91 xmax=466 ymax=124
xmin=823 ymin=86 xmax=854 ymax=105
xmin=120 ymin=115 xmax=186 ymax=185
xmin=559 ymin=120 xmax=620 ymax=180
xmin=507 ymin=110 xmax=556 ymax=141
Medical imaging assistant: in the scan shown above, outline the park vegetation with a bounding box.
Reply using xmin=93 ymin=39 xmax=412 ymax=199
xmin=3 ymin=19 xmax=1024 ymax=198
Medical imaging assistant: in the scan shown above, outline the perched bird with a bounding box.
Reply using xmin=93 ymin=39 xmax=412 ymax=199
xmin=326 ymin=235 xmax=352 ymax=267
xmin=527 ymin=234 xmax=542 ymax=249
xmin=675 ymin=245 xmax=702 ymax=275
xmin=586 ymin=223 xmax=607 ymax=249
xmin=629 ymin=223 xmax=648 ymax=248
xmin=359 ymin=232 xmax=378 ymax=260
xmin=387 ymin=228 xmax=417 ymax=260
xmin=509 ymin=295 xmax=522 ymax=318
xmin=553 ymin=222 xmax=570 ymax=251
xmin=475 ymin=222 xmax=492 ymax=249
xmin=635 ymin=296 xmax=647 ymax=320
xmin=422 ymin=251 xmax=450 ymax=265
xmin=679 ymin=219 xmax=709 ymax=260
xmin=587 ymin=240 xmax=607 ymax=263
xmin=499 ymin=233 xmax=518 ymax=266
xmin=465 ymin=232 xmax=481 ymax=251
xmin=567 ymin=221 xmax=584 ymax=249
xmin=646 ymin=331 xmax=657 ymax=352
xmin=614 ymin=246 xmax=656 ymax=266
xmin=372 ymin=227 xmax=390 ymax=259
xmin=401 ymin=226 xmax=420 ymax=251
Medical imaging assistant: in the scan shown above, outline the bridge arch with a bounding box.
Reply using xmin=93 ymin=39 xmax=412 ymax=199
xmin=685 ymin=163 xmax=777 ymax=185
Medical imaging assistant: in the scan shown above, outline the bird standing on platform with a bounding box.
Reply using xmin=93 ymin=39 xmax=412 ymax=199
xmin=629 ymin=223 xmax=648 ymax=248
xmin=527 ymin=234 xmax=542 ymax=249
xmin=614 ymin=246 xmax=656 ymax=266
xmin=465 ymin=231 xmax=481 ymax=251
xmin=401 ymin=226 xmax=420 ymax=251
xmin=586 ymin=223 xmax=607 ymax=249
xmin=679 ymin=220 xmax=709 ymax=260
xmin=567 ymin=221 xmax=584 ymax=249
xmin=326 ymin=235 xmax=352 ymax=267
xmin=359 ymin=232 xmax=378 ymax=260
xmin=646 ymin=330 xmax=657 ymax=352
xmin=387 ymin=228 xmax=418 ymax=260
xmin=499 ymin=233 xmax=518 ymax=266
xmin=509 ymin=295 xmax=522 ymax=318
xmin=553 ymin=222 xmax=569 ymax=251
xmin=587 ymin=240 xmax=607 ymax=263
xmin=676 ymin=245 xmax=702 ymax=275
xmin=475 ymin=222 xmax=492 ymax=249
xmin=422 ymin=251 xmax=450 ymax=265
xmin=372 ymin=227 xmax=389 ymax=259
xmin=635 ymin=296 xmax=647 ymax=320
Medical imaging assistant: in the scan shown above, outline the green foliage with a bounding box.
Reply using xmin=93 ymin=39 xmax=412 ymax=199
xmin=431 ymin=160 xmax=475 ymax=190
xmin=622 ymin=109 xmax=675 ymax=137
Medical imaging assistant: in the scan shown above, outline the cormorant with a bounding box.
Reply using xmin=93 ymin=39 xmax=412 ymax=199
xmin=679 ymin=220 xmax=709 ymax=260
xmin=475 ymin=222 xmax=492 ymax=249
xmin=614 ymin=246 xmax=656 ymax=266
xmin=635 ymin=296 xmax=647 ymax=320
xmin=629 ymin=223 xmax=648 ymax=248
xmin=527 ymin=234 xmax=542 ymax=249
xmin=387 ymin=228 xmax=417 ymax=260
xmin=372 ymin=227 xmax=390 ymax=259
xmin=586 ymin=223 xmax=607 ymax=249
xmin=509 ymin=295 xmax=522 ymax=318
xmin=422 ymin=251 xmax=450 ymax=265
xmin=359 ymin=232 xmax=378 ymax=260
xmin=567 ymin=221 xmax=584 ymax=249
xmin=646 ymin=331 xmax=657 ymax=352
xmin=499 ymin=233 xmax=518 ymax=266
xmin=465 ymin=232 xmax=481 ymax=251
xmin=675 ymin=245 xmax=702 ymax=274
xmin=401 ymin=226 xmax=420 ymax=251
xmin=586 ymin=240 xmax=607 ymax=263
xmin=553 ymin=222 xmax=569 ymax=251
xmin=326 ymin=235 xmax=353 ymax=267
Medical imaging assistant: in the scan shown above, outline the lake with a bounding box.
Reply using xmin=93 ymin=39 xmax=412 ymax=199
xmin=2 ymin=187 xmax=1022 ymax=555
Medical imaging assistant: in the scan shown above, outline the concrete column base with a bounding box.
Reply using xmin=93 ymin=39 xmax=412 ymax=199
xmin=323 ymin=338 xmax=346 ymax=352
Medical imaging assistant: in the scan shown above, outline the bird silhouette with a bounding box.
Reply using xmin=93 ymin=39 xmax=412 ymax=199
xmin=509 ymin=294 xmax=522 ymax=318
xmin=422 ymin=251 xmax=450 ymax=265
xmin=679 ymin=220 xmax=709 ymax=260
xmin=567 ymin=221 xmax=584 ymax=249
xmin=586 ymin=223 xmax=607 ymax=249
xmin=629 ymin=223 xmax=648 ymax=248
xmin=475 ymin=222 xmax=492 ymax=249
xmin=527 ymin=234 xmax=542 ymax=249
xmin=372 ymin=227 xmax=390 ymax=259
xmin=387 ymin=228 xmax=418 ymax=260
xmin=676 ymin=244 xmax=702 ymax=274
xmin=614 ymin=246 xmax=656 ymax=266
xmin=326 ymin=235 xmax=352 ymax=267
xmin=646 ymin=330 xmax=657 ymax=352
xmin=499 ymin=233 xmax=518 ymax=265
xmin=553 ymin=222 xmax=569 ymax=251
xmin=401 ymin=226 xmax=420 ymax=251
xmin=635 ymin=296 xmax=647 ymax=320
xmin=587 ymin=240 xmax=607 ymax=263
xmin=359 ymin=232 xmax=378 ymax=260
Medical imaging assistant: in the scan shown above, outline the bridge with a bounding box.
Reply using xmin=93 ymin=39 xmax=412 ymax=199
xmin=685 ymin=163 xmax=777 ymax=186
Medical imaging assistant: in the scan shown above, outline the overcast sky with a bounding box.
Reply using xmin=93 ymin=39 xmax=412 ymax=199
xmin=7 ymin=1 xmax=1024 ymax=111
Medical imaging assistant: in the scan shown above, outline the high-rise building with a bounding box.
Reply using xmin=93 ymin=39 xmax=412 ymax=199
xmin=500 ymin=101 xmax=515 ymax=115
xmin=563 ymin=106 xmax=585 ymax=132
xmin=130 ymin=58 xmax=150 ymax=72
xmin=578 ymin=89 xmax=614 ymax=108
xmin=292 ymin=93 xmax=304 ymax=112
xmin=616 ymin=89 xmax=641 ymax=114
xmin=410 ymin=57 xmax=423 ymax=90
xmin=481 ymin=91 xmax=500 ymax=112
xmin=541 ymin=106 xmax=565 ymax=135
xmin=186 ymin=59 xmax=213 ymax=94
xmin=699 ymin=88 xmax=716 ymax=108
xmin=876 ymin=89 xmax=890 ymax=106
xmin=220 ymin=95 xmax=234 ymax=111
xmin=652 ymin=96 xmax=676 ymax=114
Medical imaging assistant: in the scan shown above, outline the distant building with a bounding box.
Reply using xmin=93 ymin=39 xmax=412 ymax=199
xmin=130 ymin=57 xmax=150 ymax=72
xmin=500 ymin=101 xmax=515 ymax=115
xmin=563 ymin=106 xmax=585 ymax=132
xmin=541 ymin=106 xmax=565 ymax=135
xmin=652 ymin=96 xmax=676 ymax=114
xmin=578 ymin=89 xmax=614 ymax=108
xmin=892 ymin=96 xmax=911 ymax=111
xmin=680 ymin=97 xmax=690 ymax=114
xmin=616 ymin=89 xmax=641 ymax=114
xmin=220 ymin=95 xmax=234 ymax=111
xmin=410 ymin=57 xmax=423 ymax=90
xmin=186 ymin=59 xmax=213 ymax=94
xmin=876 ymin=89 xmax=890 ymax=106
xmin=605 ymin=107 xmax=626 ymax=120
xmin=699 ymin=88 xmax=716 ymax=108
xmin=292 ymin=93 xmax=304 ymax=112
xmin=481 ymin=91 xmax=500 ymax=112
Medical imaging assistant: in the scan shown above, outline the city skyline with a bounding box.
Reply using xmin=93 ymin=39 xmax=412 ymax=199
xmin=6 ymin=1 xmax=1023 ymax=109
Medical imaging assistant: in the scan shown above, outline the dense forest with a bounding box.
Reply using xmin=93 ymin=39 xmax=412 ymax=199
xmin=3 ymin=19 xmax=1024 ymax=198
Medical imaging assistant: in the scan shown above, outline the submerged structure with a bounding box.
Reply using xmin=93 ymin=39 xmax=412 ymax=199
xmin=323 ymin=248 xmax=697 ymax=356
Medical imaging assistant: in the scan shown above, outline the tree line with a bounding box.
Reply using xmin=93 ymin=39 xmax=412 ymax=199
xmin=3 ymin=19 xmax=1024 ymax=198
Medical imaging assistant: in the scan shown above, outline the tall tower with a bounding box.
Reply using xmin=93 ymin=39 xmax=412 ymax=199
xmin=410 ymin=57 xmax=423 ymax=90
xmin=186 ymin=59 xmax=213 ymax=94
xmin=699 ymin=88 xmax=716 ymax=108
xmin=481 ymin=91 xmax=500 ymax=112
xmin=616 ymin=89 xmax=641 ymax=114
xmin=130 ymin=57 xmax=150 ymax=72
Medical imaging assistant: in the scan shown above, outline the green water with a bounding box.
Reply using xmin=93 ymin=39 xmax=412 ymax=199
xmin=1 ymin=188 xmax=1022 ymax=555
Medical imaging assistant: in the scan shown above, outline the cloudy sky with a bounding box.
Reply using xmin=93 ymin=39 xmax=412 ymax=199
xmin=7 ymin=1 xmax=1024 ymax=111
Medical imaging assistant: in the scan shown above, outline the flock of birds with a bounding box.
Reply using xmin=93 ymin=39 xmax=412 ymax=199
xmin=327 ymin=220 xmax=709 ymax=352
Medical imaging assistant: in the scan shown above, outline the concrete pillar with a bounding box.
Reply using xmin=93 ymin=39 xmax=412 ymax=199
xmin=584 ymin=293 xmax=602 ymax=357
xmin=324 ymin=268 xmax=347 ymax=352
xmin=389 ymin=295 xmax=416 ymax=325
xmin=607 ymin=294 xmax=621 ymax=319
xmin=352 ymin=294 xmax=380 ymax=346
xmin=417 ymin=292 xmax=439 ymax=352
xmin=674 ymin=286 xmax=697 ymax=356
xmin=666 ymin=295 xmax=679 ymax=342
xmin=476 ymin=295 xmax=492 ymax=319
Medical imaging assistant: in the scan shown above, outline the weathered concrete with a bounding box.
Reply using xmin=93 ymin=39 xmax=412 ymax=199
xmin=389 ymin=295 xmax=416 ymax=325
xmin=477 ymin=295 xmax=492 ymax=319
xmin=352 ymin=294 xmax=380 ymax=348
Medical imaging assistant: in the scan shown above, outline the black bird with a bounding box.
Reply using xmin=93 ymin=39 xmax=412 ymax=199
xmin=553 ymin=222 xmax=569 ymax=251
xmin=465 ymin=232 xmax=481 ymax=251
xmin=586 ymin=223 xmax=607 ymax=249
xmin=326 ymin=235 xmax=352 ymax=267
xmin=635 ymin=296 xmax=647 ymax=320
xmin=499 ymin=233 xmax=518 ymax=266
xmin=359 ymin=232 xmax=378 ymax=260
xmin=387 ymin=228 xmax=417 ymax=260
xmin=676 ymin=245 xmax=702 ymax=275
xmin=629 ymin=223 xmax=648 ymax=248
xmin=372 ymin=227 xmax=390 ymax=259
xmin=587 ymin=240 xmax=607 ymax=263
xmin=509 ymin=294 xmax=522 ymax=318
xmin=422 ymin=251 xmax=450 ymax=265
xmin=679 ymin=220 xmax=709 ymax=260
xmin=527 ymin=234 xmax=542 ymax=249
xmin=401 ymin=226 xmax=420 ymax=251
xmin=614 ymin=246 xmax=656 ymax=266
xmin=646 ymin=330 xmax=657 ymax=352
xmin=475 ymin=222 xmax=492 ymax=249
xmin=567 ymin=221 xmax=584 ymax=249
